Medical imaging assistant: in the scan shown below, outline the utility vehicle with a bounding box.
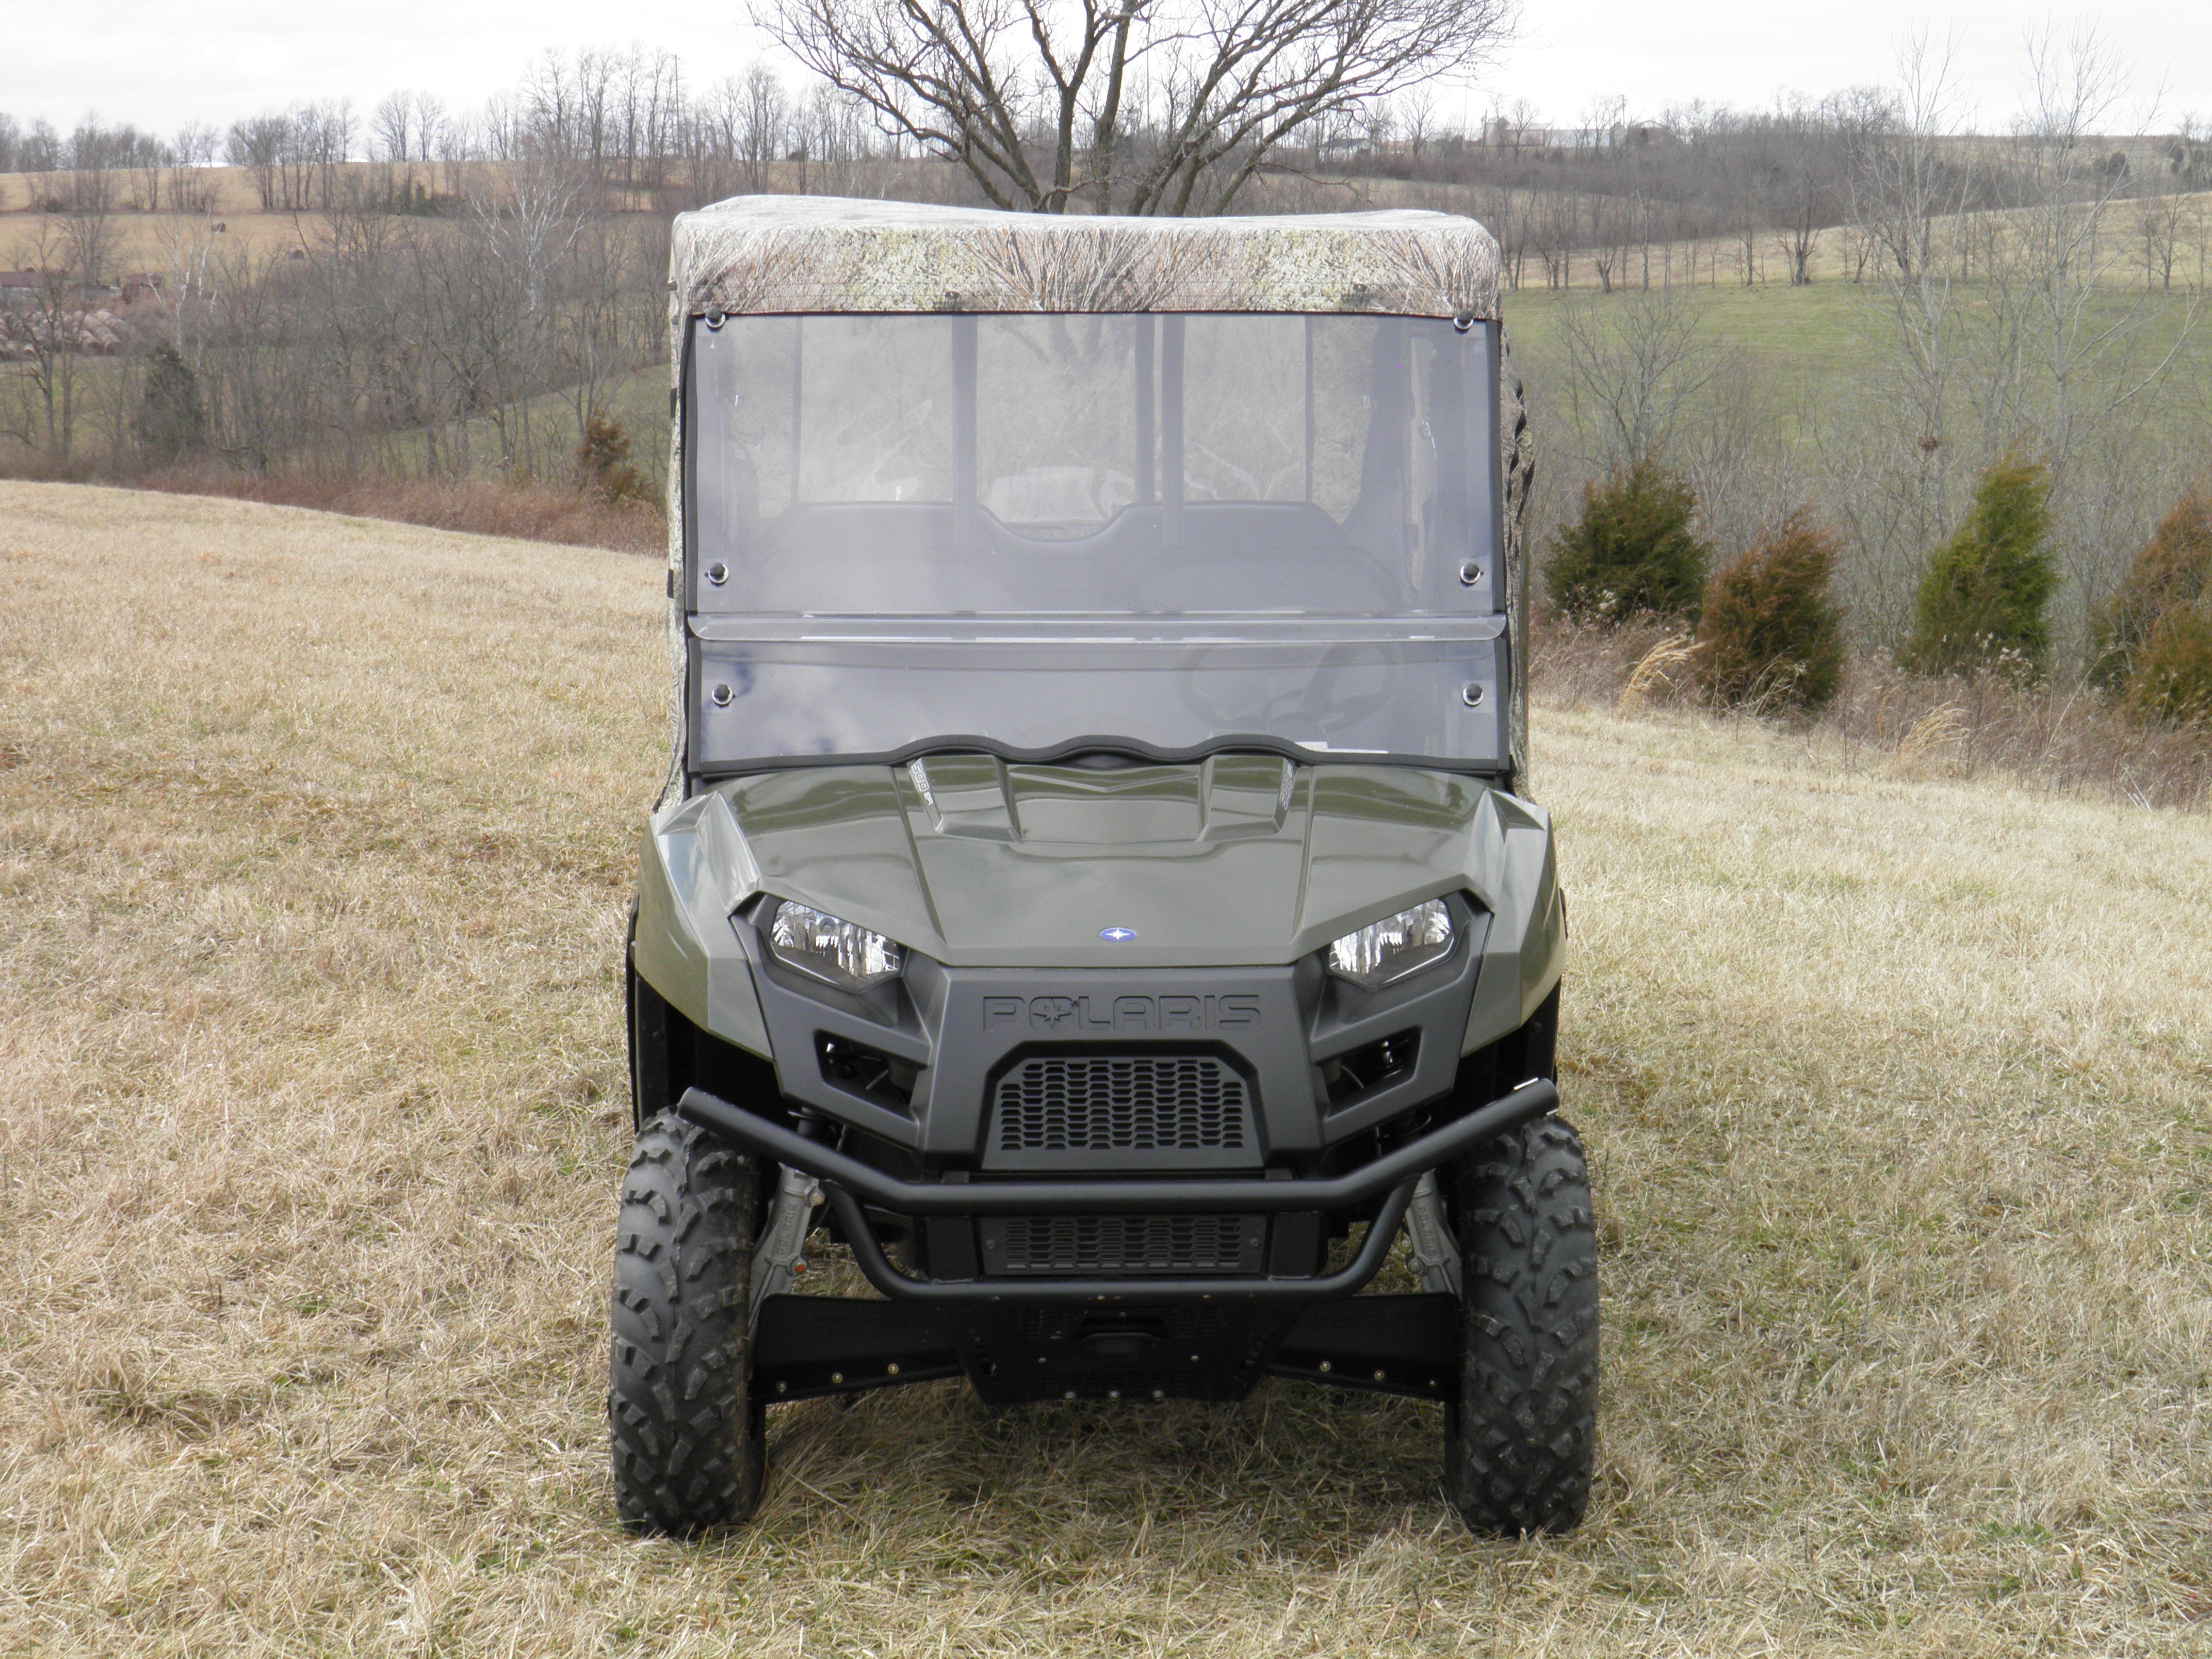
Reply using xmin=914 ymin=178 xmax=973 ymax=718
xmin=612 ymin=196 xmax=1594 ymax=1537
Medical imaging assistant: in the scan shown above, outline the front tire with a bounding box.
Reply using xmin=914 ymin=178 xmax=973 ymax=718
xmin=609 ymin=1110 xmax=766 ymax=1534
xmin=1443 ymin=1114 xmax=1600 ymax=1535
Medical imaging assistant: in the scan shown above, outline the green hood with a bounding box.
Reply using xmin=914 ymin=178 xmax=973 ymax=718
xmin=634 ymin=753 xmax=1564 ymax=1059
xmin=715 ymin=755 xmax=1505 ymax=969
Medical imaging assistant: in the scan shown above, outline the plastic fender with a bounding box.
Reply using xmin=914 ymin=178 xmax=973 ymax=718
xmin=1460 ymin=790 xmax=1566 ymax=1053
xmin=631 ymin=792 xmax=774 ymax=1058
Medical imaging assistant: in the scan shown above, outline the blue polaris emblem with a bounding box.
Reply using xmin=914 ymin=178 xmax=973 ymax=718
xmin=1099 ymin=926 xmax=1137 ymax=942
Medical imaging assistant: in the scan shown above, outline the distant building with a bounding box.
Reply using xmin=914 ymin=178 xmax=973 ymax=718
xmin=1480 ymin=118 xmax=1674 ymax=154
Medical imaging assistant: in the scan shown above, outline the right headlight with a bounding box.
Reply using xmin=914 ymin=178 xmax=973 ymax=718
xmin=1327 ymin=899 xmax=1454 ymax=989
xmin=767 ymin=901 xmax=905 ymax=991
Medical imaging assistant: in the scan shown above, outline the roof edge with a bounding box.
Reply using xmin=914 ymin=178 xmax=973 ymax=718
xmin=669 ymin=196 xmax=1503 ymax=322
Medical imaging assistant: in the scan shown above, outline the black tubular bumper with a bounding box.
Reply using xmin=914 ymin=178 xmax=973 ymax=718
xmin=675 ymin=1076 xmax=1557 ymax=1215
xmin=675 ymin=1077 xmax=1555 ymax=1308
xmin=677 ymin=1077 xmax=1555 ymax=1306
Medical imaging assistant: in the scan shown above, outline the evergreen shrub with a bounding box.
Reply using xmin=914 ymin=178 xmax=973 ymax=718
xmin=1544 ymin=461 xmax=1711 ymax=626
xmin=134 ymin=345 xmax=205 ymax=465
xmin=1694 ymin=511 xmax=1845 ymax=712
xmin=1900 ymin=456 xmax=2057 ymax=677
xmin=575 ymin=414 xmax=650 ymax=504
xmin=2089 ymin=486 xmax=2212 ymax=698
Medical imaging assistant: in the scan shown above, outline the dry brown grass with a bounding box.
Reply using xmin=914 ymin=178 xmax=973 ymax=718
xmin=126 ymin=471 xmax=667 ymax=557
xmin=4 ymin=482 xmax=2211 ymax=1655
xmin=0 ymin=456 xmax=667 ymax=558
xmin=1537 ymin=615 xmax=2212 ymax=812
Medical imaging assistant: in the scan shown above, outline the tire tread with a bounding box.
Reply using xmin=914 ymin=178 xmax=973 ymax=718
xmin=608 ymin=1110 xmax=764 ymax=1534
xmin=1444 ymin=1114 xmax=1600 ymax=1535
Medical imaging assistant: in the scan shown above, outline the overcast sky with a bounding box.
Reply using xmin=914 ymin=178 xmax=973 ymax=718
xmin=2 ymin=1 xmax=2201 ymax=143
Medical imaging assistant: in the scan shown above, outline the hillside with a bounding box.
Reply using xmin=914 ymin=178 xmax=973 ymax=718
xmin=2 ymin=485 xmax=2209 ymax=1656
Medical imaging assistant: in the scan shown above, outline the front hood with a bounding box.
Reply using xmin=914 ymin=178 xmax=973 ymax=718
xmin=709 ymin=755 xmax=1507 ymax=968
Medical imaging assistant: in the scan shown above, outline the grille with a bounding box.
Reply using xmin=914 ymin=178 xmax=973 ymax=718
xmin=982 ymin=1215 xmax=1266 ymax=1275
xmin=995 ymin=1055 xmax=1250 ymax=1154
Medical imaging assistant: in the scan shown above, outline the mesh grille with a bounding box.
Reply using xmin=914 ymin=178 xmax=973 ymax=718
xmin=995 ymin=1055 xmax=1249 ymax=1153
xmin=987 ymin=1215 xmax=1261 ymax=1274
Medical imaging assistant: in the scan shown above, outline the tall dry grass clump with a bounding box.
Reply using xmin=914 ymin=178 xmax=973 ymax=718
xmin=4 ymin=484 xmax=2211 ymax=1656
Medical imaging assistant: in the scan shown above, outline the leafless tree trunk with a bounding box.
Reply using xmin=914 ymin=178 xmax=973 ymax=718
xmin=755 ymin=0 xmax=1513 ymax=214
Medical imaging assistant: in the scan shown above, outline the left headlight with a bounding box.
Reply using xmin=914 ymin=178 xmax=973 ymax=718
xmin=767 ymin=901 xmax=905 ymax=991
xmin=1327 ymin=899 xmax=1454 ymax=989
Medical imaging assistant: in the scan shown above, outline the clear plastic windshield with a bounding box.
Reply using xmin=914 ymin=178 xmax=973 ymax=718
xmin=682 ymin=313 xmax=1508 ymax=773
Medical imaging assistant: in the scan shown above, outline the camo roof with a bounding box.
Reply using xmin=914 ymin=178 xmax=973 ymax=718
xmin=669 ymin=195 xmax=1503 ymax=322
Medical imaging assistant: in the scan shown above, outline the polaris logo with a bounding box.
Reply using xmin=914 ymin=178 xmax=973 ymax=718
xmin=982 ymin=994 xmax=1262 ymax=1033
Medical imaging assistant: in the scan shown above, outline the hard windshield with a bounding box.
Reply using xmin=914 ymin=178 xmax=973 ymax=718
xmin=687 ymin=314 xmax=1500 ymax=616
xmin=681 ymin=311 xmax=1511 ymax=776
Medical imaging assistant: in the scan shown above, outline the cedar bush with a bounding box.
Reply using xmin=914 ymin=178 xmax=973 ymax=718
xmin=1694 ymin=511 xmax=1845 ymax=712
xmin=1900 ymin=455 xmax=2058 ymax=677
xmin=133 ymin=345 xmax=206 ymax=466
xmin=2124 ymin=607 xmax=2212 ymax=725
xmin=574 ymin=413 xmax=650 ymax=504
xmin=2089 ymin=486 xmax=2212 ymax=693
xmin=1544 ymin=461 xmax=1711 ymax=626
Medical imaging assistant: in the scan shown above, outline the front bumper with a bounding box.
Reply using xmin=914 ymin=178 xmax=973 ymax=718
xmin=681 ymin=1076 xmax=1557 ymax=1407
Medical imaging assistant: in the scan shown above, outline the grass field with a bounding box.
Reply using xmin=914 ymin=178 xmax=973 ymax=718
xmin=3 ymin=484 xmax=2210 ymax=1656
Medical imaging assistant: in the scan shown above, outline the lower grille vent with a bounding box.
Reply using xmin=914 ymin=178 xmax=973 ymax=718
xmin=981 ymin=1214 xmax=1266 ymax=1276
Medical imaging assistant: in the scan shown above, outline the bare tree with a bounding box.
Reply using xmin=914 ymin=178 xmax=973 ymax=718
xmin=6 ymin=220 xmax=90 ymax=458
xmin=371 ymin=91 xmax=416 ymax=164
xmin=1553 ymin=286 xmax=1716 ymax=467
xmin=755 ymin=0 xmax=1515 ymax=214
xmin=168 ymin=123 xmax=218 ymax=212
xmin=739 ymin=63 xmax=792 ymax=190
xmin=226 ymin=115 xmax=288 ymax=210
xmin=1398 ymin=87 xmax=1437 ymax=160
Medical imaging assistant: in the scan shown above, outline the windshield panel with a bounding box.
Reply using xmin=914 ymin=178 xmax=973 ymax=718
xmin=688 ymin=314 xmax=1499 ymax=616
xmin=688 ymin=627 xmax=1505 ymax=773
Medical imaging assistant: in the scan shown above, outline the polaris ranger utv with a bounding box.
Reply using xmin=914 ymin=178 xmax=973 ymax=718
xmin=612 ymin=196 xmax=1594 ymax=1538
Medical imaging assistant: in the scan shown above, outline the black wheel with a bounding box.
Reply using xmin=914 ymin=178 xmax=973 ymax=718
xmin=609 ymin=1109 xmax=766 ymax=1534
xmin=1443 ymin=1113 xmax=1600 ymax=1535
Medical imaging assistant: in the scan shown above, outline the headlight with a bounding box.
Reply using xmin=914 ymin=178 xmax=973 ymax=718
xmin=767 ymin=901 xmax=905 ymax=990
xmin=1327 ymin=899 xmax=1454 ymax=988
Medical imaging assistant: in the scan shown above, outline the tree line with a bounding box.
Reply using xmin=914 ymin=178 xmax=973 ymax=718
xmin=2 ymin=27 xmax=2205 ymax=737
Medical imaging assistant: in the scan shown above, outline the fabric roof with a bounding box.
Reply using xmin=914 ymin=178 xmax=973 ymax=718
xmin=669 ymin=195 xmax=1503 ymax=321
